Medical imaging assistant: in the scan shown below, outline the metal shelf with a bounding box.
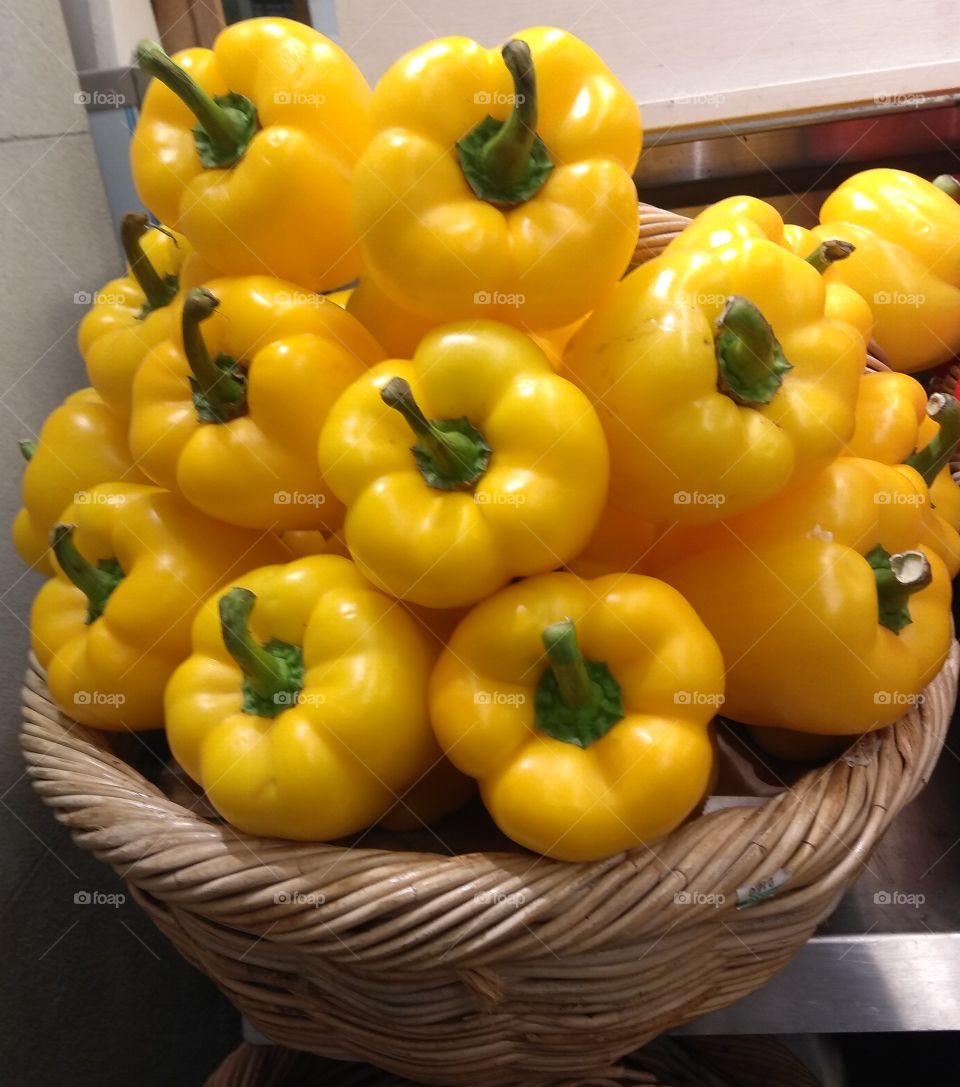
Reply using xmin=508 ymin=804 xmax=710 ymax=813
xmin=679 ymin=709 xmax=960 ymax=1035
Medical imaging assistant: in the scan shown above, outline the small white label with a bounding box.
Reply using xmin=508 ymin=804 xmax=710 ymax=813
xmin=736 ymin=868 xmax=790 ymax=909
xmin=702 ymin=795 xmax=767 ymax=815
xmin=843 ymin=733 xmax=881 ymax=767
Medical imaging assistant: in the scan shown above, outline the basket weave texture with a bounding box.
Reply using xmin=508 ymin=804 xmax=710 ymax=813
xmin=21 ymin=642 xmax=958 ymax=1086
xmin=19 ymin=203 xmax=959 ymax=1086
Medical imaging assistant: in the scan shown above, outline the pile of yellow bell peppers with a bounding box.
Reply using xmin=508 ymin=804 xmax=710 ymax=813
xmin=13 ymin=17 xmax=960 ymax=861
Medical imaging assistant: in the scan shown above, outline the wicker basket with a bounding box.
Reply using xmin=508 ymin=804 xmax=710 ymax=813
xmin=20 ymin=202 xmax=958 ymax=1085
xmin=203 ymin=1036 xmax=824 ymax=1087
xmin=21 ymin=644 xmax=957 ymax=1085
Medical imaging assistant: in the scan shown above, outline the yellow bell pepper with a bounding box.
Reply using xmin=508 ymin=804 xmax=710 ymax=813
xmin=563 ymin=234 xmax=864 ymax=523
xmin=529 ymin=315 xmax=591 ymax=372
xmin=667 ymin=194 xmax=786 ymax=250
xmin=782 ymin=224 xmax=874 ymax=342
xmin=650 ymin=449 xmax=960 ymax=575
xmin=346 ymin=275 xmax=437 ymax=358
xmin=31 ymin=482 xmax=288 ymax=730
xmin=844 ymin=374 xmax=960 ymax=572
xmin=429 ymin=571 xmax=724 ymax=860
xmin=129 ymin=278 xmax=383 ymax=530
xmin=346 ymin=276 xmax=588 ymax=368
xmin=318 ymin=321 xmax=608 ymax=607
xmin=323 ymin=287 xmax=354 ymax=308
xmin=77 ymin=215 xmax=204 ymax=418
xmin=807 ymin=169 xmax=960 ymax=372
xmin=352 ymin=28 xmax=641 ymax=330
xmin=566 ymin=502 xmax=655 ymax=579
xmin=279 ymin=528 xmax=350 ymax=561
xmin=668 ymin=198 xmax=874 ymax=343
xmin=844 ymin=370 xmax=929 ymax=463
xmin=164 ymin=555 xmax=440 ymax=840
xmin=14 ymin=389 xmax=150 ymax=575
xmin=658 ymin=460 xmax=953 ymax=734
xmin=132 ymin=19 xmax=371 ymax=291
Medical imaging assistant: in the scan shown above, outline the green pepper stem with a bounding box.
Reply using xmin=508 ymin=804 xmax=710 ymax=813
xmin=933 ymin=174 xmax=960 ymax=202
xmin=380 ymin=376 xmax=489 ymax=489
xmin=219 ymin=588 xmax=298 ymax=706
xmin=715 ymin=295 xmax=793 ymax=407
xmin=875 ymin=551 xmax=932 ymax=602
xmin=804 ymin=238 xmax=855 ymax=273
xmin=136 ymin=39 xmax=254 ymax=167
xmin=51 ymin=524 xmax=123 ymax=623
xmin=480 ymin=40 xmax=540 ymax=191
xmin=120 ymin=213 xmax=178 ymax=313
xmin=541 ymin=619 xmax=594 ymax=708
xmin=868 ymin=544 xmax=932 ymax=633
xmin=904 ymin=393 xmax=960 ymax=486
xmin=19 ymin=439 xmax=36 ymax=461
xmin=182 ymin=287 xmax=246 ymax=421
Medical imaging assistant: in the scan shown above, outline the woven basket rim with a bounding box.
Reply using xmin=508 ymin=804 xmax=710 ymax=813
xmin=20 ymin=643 xmax=958 ymax=968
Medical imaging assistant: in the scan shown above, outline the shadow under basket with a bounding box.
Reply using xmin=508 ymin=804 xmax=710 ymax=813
xmin=21 ymin=643 xmax=958 ymax=1086
xmin=203 ymin=1034 xmax=824 ymax=1087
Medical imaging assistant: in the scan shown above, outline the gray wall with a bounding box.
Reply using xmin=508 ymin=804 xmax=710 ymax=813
xmin=0 ymin=2 xmax=238 ymax=1082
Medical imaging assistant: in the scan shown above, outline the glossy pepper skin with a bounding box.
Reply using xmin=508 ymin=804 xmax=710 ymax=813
xmin=346 ymin=276 xmax=438 ymax=359
xmin=658 ymin=461 xmax=953 ymax=734
xmin=843 ymin=370 xmax=929 ymax=464
xmin=318 ymin=321 xmax=609 ymax=607
xmin=809 ymin=169 xmax=960 ymax=372
xmin=781 ymin=223 xmax=874 ymax=342
xmin=844 ymin=375 xmax=960 ymax=573
xmin=14 ymin=389 xmax=150 ymax=575
xmin=429 ymin=571 xmax=724 ymax=861
xmin=648 ymin=454 xmax=960 ymax=577
xmin=566 ymin=502 xmax=655 ymax=579
xmin=165 ymin=555 xmax=440 ymax=840
xmin=31 ymin=483 xmax=288 ymax=730
xmin=132 ymin=19 xmax=371 ymax=291
xmin=129 ymin=277 xmax=384 ymax=531
xmin=78 ymin=216 xmax=212 ymax=417
xmin=352 ymin=28 xmax=641 ymax=330
xmin=562 ymin=235 xmax=864 ymax=523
